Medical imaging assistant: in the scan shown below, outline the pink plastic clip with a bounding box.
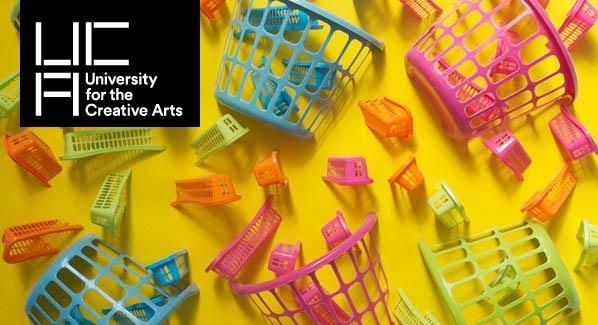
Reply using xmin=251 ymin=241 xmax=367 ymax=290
xmin=268 ymin=241 xmax=301 ymax=276
xmin=399 ymin=0 xmax=442 ymax=19
xmin=322 ymin=156 xmax=373 ymax=186
xmin=483 ymin=130 xmax=531 ymax=180
xmin=549 ymin=107 xmax=597 ymax=161
xmin=559 ymin=0 xmax=598 ymax=49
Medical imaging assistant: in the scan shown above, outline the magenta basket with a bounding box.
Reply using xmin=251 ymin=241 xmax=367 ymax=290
xmin=322 ymin=156 xmax=374 ymax=186
xmin=268 ymin=241 xmax=302 ymax=276
xmin=559 ymin=0 xmax=598 ymax=49
xmin=206 ymin=196 xmax=282 ymax=280
xmin=406 ymin=0 xmax=577 ymax=141
xmin=230 ymin=212 xmax=394 ymax=324
xmin=483 ymin=129 xmax=531 ymax=180
xmin=549 ymin=107 xmax=597 ymax=160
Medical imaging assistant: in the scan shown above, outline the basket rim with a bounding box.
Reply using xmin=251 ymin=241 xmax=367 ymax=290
xmin=230 ymin=212 xmax=377 ymax=295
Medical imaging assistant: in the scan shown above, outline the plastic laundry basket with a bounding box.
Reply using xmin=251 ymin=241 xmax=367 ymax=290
xmin=406 ymin=0 xmax=577 ymax=141
xmin=215 ymin=0 xmax=385 ymax=138
xmin=230 ymin=212 xmax=394 ymax=324
xmin=419 ymin=220 xmax=580 ymax=324
xmin=322 ymin=156 xmax=373 ymax=186
xmin=25 ymin=234 xmax=198 ymax=324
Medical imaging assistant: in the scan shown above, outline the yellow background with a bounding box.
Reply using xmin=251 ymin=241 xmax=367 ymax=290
xmin=1 ymin=0 xmax=597 ymax=323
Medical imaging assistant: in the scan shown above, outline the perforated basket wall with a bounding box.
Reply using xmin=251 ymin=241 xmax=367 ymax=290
xmin=406 ymin=0 xmax=577 ymax=141
xmin=215 ymin=0 xmax=384 ymax=138
xmin=419 ymin=221 xmax=579 ymax=324
xmin=230 ymin=213 xmax=394 ymax=324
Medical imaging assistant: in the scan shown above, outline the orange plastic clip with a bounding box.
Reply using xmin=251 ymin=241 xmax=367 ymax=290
xmin=200 ymin=0 xmax=226 ymax=20
xmin=2 ymin=219 xmax=83 ymax=264
xmin=389 ymin=155 xmax=425 ymax=191
xmin=254 ymin=150 xmax=288 ymax=191
xmin=521 ymin=166 xmax=577 ymax=222
xmin=359 ymin=97 xmax=413 ymax=139
xmin=171 ymin=174 xmax=241 ymax=207
xmin=2 ymin=130 xmax=62 ymax=186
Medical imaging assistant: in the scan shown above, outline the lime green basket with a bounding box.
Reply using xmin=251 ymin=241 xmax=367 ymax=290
xmin=419 ymin=221 xmax=579 ymax=324
xmin=428 ymin=182 xmax=469 ymax=229
xmin=0 ymin=71 xmax=20 ymax=117
xmin=91 ymin=169 xmax=131 ymax=232
xmin=12 ymin=0 xmax=19 ymax=34
xmin=394 ymin=289 xmax=439 ymax=325
xmin=574 ymin=219 xmax=598 ymax=272
xmin=191 ymin=114 xmax=249 ymax=165
xmin=61 ymin=128 xmax=165 ymax=160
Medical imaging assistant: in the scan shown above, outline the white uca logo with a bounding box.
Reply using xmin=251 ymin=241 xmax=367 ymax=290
xmin=35 ymin=22 xmax=129 ymax=117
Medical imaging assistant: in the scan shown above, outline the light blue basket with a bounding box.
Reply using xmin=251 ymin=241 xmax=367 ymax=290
xmin=25 ymin=234 xmax=198 ymax=324
xmin=146 ymin=250 xmax=190 ymax=287
xmin=216 ymin=0 xmax=384 ymax=138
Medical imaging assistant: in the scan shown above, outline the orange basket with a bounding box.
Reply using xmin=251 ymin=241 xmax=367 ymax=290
xmin=2 ymin=130 xmax=62 ymax=187
xmin=389 ymin=155 xmax=425 ymax=192
xmin=359 ymin=97 xmax=413 ymax=139
xmin=2 ymin=219 xmax=83 ymax=264
xmin=171 ymin=174 xmax=241 ymax=207
xmin=521 ymin=166 xmax=577 ymax=222
xmin=200 ymin=0 xmax=226 ymax=20
xmin=253 ymin=150 xmax=288 ymax=191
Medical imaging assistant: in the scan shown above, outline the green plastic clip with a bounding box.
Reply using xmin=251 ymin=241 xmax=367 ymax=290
xmin=394 ymin=289 xmax=439 ymax=325
xmin=61 ymin=128 xmax=164 ymax=160
xmin=191 ymin=114 xmax=249 ymax=165
xmin=574 ymin=219 xmax=598 ymax=272
xmin=91 ymin=170 xmax=131 ymax=232
xmin=0 ymin=71 xmax=20 ymax=117
xmin=428 ymin=181 xmax=469 ymax=228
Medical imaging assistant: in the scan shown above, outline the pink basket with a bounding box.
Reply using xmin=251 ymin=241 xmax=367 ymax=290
xmin=549 ymin=106 xmax=597 ymax=160
xmin=406 ymin=0 xmax=577 ymax=141
xmin=322 ymin=156 xmax=374 ymax=186
xmin=268 ymin=241 xmax=302 ymax=276
xmin=206 ymin=196 xmax=282 ymax=279
xmin=230 ymin=213 xmax=394 ymax=324
xmin=483 ymin=129 xmax=531 ymax=180
xmin=559 ymin=0 xmax=598 ymax=49
xmin=399 ymin=0 xmax=442 ymax=19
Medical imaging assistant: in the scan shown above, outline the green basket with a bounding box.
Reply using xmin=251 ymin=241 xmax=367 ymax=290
xmin=428 ymin=182 xmax=469 ymax=229
xmin=394 ymin=289 xmax=439 ymax=325
xmin=0 ymin=71 xmax=20 ymax=117
xmin=61 ymin=128 xmax=165 ymax=160
xmin=419 ymin=221 xmax=580 ymax=324
xmin=574 ymin=219 xmax=598 ymax=272
xmin=191 ymin=114 xmax=249 ymax=165
xmin=11 ymin=0 xmax=19 ymax=34
xmin=91 ymin=169 xmax=131 ymax=232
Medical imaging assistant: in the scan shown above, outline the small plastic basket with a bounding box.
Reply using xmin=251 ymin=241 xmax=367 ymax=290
xmin=61 ymin=128 xmax=165 ymax=160
xmin=229 ymin=212 xmax=394 ymax=324
xmin=359 ymin=97 xmax=413 ymax=139
xmin=191 ymin=114 xmax=249 ymax=165
xmin=0 ymin=71 xmax=20 ymax=117
xmin=394 ymin=289 xmax=439 ymax=325
xmin=2 ymin=219 xmax=83 ymax=264
xmin=254 ymin=149 xmax=288 ymax=191
xmin=91 ymin=170 xmax=132 ymax=232
xmin=521 ymin=165 xmax=577 ymax=222
xmin=322 ymin=156 xmax=374 ymax=186
xmin=399 ymin=0 xmax=442 ymax=19
xmin=3 ymin=130 xmax=63 ymax=187
xmin=549 ymin=107 xmax=597 ymax=161
xmin=388 ymin=155 xmax=425 ymax=192
xmin=559 ymin=0 xmax=597 ymax=49
xmin=427 ymin=182 xmax=469 ymax=228
xmin=25 ymin=234 xmax=198 ymax=324
xmin=406 ymin=0 xmax=577 ymax=141
xmin=146 ymin=250 xmax=190 ymax=286
xmin=268 ymin=241 xmax=302 ymax=276
xmin=201 ymin=0 xmax=226 ymax=20
xmin=574 ymin=219 xmax=598 ymax=271
xmin=419 ymin=221 xmax=580 ymax=324
xmin=483 ymin=129 xmax=531 ymax=180
xmin=171 ymin=174 xmax=241 ymax=207
xmin=215 ymin=0 xmax=384 ymax=138
xmin=206 ymin=196 xmax=282 ymax=279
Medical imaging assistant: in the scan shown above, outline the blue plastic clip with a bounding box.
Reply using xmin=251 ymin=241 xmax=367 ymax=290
xmin=282 ymin=58 xmax=337 ymax=91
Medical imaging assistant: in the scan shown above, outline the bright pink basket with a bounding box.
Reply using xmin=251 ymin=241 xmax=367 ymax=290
xmin=406 ymin=0 xmax=577 ymax=141
xmin=322 ymin=156 xmax=374 ymax=186
xmin=206 ymin=196 xmax=282 ymax=279
xmin=230 ymin=213 xmax=394 ymax=324
xmin=549 ymin=106 xmax=597 ymax=160
xmin=559 ymin=0 xmax=598 ymax=49
xmin=483 ymin=129 xmax=531 ymax=180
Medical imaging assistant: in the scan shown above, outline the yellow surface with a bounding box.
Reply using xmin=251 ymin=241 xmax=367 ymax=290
xmin=1 ymin=0 xmax=598 ymax=323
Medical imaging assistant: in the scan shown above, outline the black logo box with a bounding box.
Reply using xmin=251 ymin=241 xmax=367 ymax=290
xmin=20 ymin=0 xmax=200 ymax=127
